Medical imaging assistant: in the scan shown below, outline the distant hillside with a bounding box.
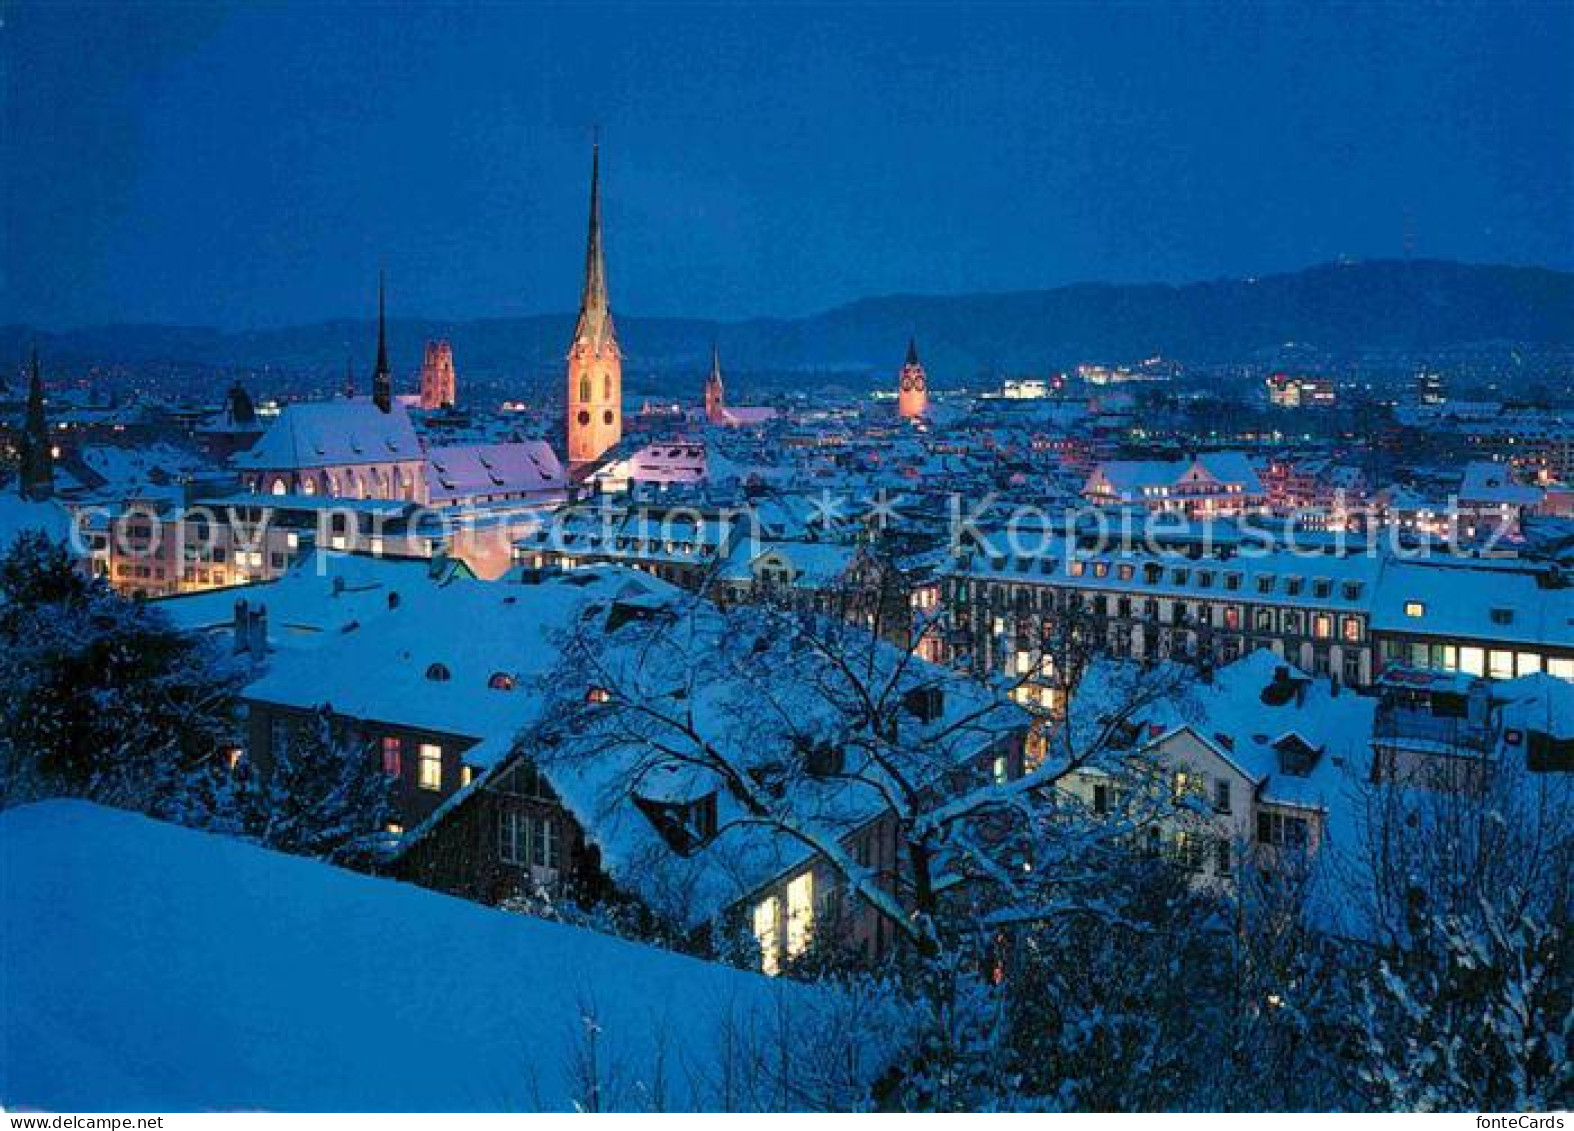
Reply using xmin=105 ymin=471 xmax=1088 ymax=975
xmin=5 ymin=259 xmax=1571 ymax=388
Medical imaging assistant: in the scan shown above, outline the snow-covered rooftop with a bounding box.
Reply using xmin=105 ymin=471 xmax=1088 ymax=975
xmin=234 ymin=401 xmax=423 ymax=471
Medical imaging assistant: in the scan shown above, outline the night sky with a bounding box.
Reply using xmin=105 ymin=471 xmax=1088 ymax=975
xmin=4 ymin=1 xmax=1571 ymax=329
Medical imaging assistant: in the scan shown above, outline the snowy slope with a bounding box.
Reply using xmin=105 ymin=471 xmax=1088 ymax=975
xmin=0 ymin=802 xmax=823 ymax=1112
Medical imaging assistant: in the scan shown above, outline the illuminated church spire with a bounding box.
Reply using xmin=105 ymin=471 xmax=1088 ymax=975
xmin=565 ymin=141 xmax=622 ymax=467
xmin=898 ymin=337 xmax=929 ymax=420
xmin=704 ymin=342 xmax=726 ymax=424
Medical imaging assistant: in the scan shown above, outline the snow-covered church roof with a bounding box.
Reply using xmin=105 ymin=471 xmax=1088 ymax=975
xmin=423 ymin=441 xmax=566 ymax=503
xmin=234 ymin=401 xmax=423 ymax=471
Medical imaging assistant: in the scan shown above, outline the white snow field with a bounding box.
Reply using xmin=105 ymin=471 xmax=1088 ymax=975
xmin=0 ymin=801 xmax=833 ymax=1112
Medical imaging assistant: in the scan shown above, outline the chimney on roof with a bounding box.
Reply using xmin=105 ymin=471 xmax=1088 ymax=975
xmin=388 ymin=590 xmax=401 ymax=610
xmin=233 ymin=598 xmax=249 ymax=654
xmin=247 ymin=605 xmax=268 ymax=659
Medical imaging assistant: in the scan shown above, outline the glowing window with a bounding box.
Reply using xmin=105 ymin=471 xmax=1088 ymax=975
xmin=380 ymin=736 xmax=402 ymax=777
xmin=754 ymin=896 xmax=781 ymax=976
xmin=786 ymin=872 xmax=815 ymax=960
xmin=418 ymin=743 xmax=443 ymax=791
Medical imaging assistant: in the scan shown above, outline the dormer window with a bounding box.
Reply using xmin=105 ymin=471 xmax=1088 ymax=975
xmin=634 ymin=792 xmax=719 ymax=855
xmin=1404 ymin=601 xmax=1426 ymax=618
xmin=487 ymin=672 xmax=516 ymax=691
xmin=1490 ymin=607 xmax=1513 ymax=625
xmin=425 ymin=662 xmax=452 ymax=682
xmin=585 ymin=685 xmax=612 ymax=704
xmin=1274 ymin=734 xmax=1322 ymax=777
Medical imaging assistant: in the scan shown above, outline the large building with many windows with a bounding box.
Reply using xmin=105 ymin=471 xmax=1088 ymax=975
xmin=943 ymin=535 xmax=1574 ymax=697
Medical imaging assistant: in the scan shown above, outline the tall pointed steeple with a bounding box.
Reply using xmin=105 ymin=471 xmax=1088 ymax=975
xmin=705 ymin=341 xmax=727 ymax=425
xmin=372 ymin=271 xmax=392 ymax=412
xmin=572 ymin=142 xmax=617 ymax=356
xmin=898 ymin=336 xmax=929 ymax=421
xmin=565 ymin=140 xmax=623 ymax=467
xmin=19 ymin=345 xmax=54 ymax=500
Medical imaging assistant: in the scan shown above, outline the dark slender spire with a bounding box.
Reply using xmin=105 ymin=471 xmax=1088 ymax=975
xmin=572 ymin=142 xmax=617 ymax=354
xmin=344 ymin=352 xmax=355 ymax=400
xmin=19 ymin=345 xmax=53 ymax=500
xmin=905 ymin=337 xmax=921 ymax=367
xmin=372 ymin=270 xmax=392 ymax=412
xmin=709 ymin=340 xmax=723 ymax=383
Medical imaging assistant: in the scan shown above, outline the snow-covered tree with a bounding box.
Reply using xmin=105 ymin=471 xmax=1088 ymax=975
xmin=242 ymin=706 xmax=393 ymax=867
xmin=1346 ymin=748 xmax=1573 ymax=1110
xmin=0 ymin=530 xmax=243 ymax=821
xmin=1357 ymin=901 xmax=1571 ymax=1111
xmin=536 ymin=550 xmax=1188 ymax=966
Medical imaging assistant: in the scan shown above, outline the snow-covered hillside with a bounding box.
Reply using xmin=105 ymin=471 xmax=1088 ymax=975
xmin=0 ymin=802 xmax=840 ymax=1112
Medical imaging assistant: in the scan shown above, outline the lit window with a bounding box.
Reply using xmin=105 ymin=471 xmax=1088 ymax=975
xmin=786 ymin=873 xmax=815 ymax=960
xmin=754 ymin=896 xmax=781 ymax=976
xmin=381 ymin=736 xmax=402 ymax=777
xmin=1403 ymin=601 xmax=1425 ymax=618
xmin=418 ymin=743 xmax=442 ymax=791
xmin=488 ymin=672 xmax=515 ymax=691
xmin=1312 ymin=614 xmax=1332 ymax=640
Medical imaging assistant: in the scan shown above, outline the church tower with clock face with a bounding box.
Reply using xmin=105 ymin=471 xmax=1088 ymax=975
xmin=566 ymin=143 xmax=622 ymax=468
xmin=898 ymin=337 xmax=928 ymax=420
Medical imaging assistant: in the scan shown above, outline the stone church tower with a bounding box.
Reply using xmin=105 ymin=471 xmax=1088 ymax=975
xmin=565 ymin=144 xmax=621 ymax=468
xmin=419 ymin=340 xmax=457 ymax=409
xmin=704 ymin=343 xmax=726 ymax=424
xmin=898 ymin=337 xmax=928 ymax=420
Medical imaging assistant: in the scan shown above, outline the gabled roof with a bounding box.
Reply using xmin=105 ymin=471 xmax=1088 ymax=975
xmin=234 ymin=401 xmax=422 ymax=471
xmin=1073 ymin=649 xmax=1375 ymax=811
xmin=423 ymin=441 xmax=566 ymax=503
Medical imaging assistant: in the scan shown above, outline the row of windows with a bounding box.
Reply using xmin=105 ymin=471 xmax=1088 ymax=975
xmin=986 ymin=599 xmax=1365 ymax=644
xmin=1380 ymin=641 xmax=1574 ymax=682
xmin=968 ymin=563 xmax=1365 ymax=603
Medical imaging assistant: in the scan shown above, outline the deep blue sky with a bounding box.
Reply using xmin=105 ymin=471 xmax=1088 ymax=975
xmin=4 ymin=1 xmax=1571 ymax=329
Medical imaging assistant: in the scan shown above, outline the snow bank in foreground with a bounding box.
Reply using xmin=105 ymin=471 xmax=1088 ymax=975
xmin=0 ymin=802 xmax=818 ymax=1112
